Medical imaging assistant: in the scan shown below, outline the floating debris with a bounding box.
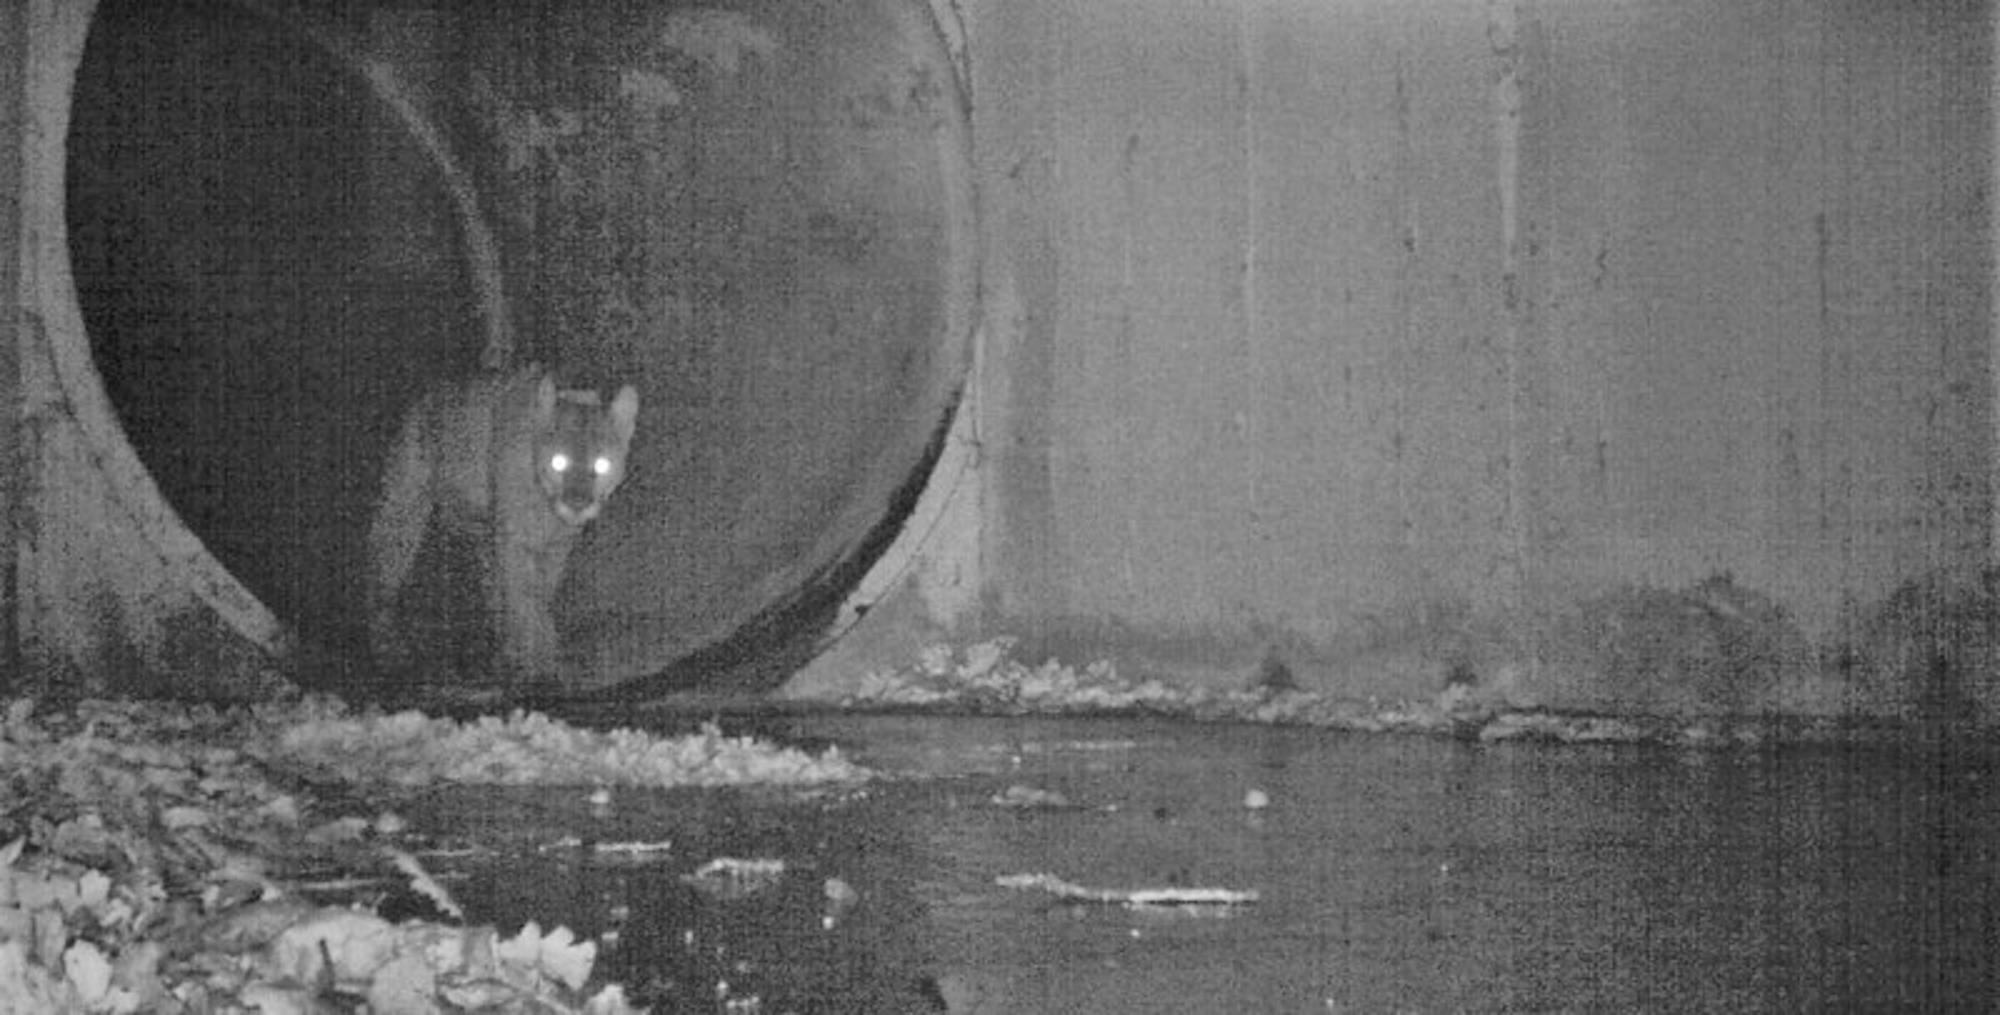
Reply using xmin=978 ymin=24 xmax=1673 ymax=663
xmin=989 ymin=784 xmax=1075 ymax=810
xmin=822 ymin=877 xmax=860 ymax=929
xmin=592 ymin=839 xmax=676 ymax=859
xmin=385 ymin=846 xmax=463 ymax=921
xmin=682 ymin=857 xmax=788 ymax=901
xmin=996 ymin=872 xmax=1259 ymax=908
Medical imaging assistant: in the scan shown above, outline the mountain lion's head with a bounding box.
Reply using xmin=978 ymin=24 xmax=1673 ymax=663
xmin=532 ymin=377 xmax=639 ymax=526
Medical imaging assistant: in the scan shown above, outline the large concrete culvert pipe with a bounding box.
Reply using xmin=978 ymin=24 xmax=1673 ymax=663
xmin=50 ymin=0 xmax=976 ymax=699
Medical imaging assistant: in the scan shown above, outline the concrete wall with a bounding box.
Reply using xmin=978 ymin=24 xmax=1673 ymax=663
xmin=816 ymin=0 xmax=1995 ymax=716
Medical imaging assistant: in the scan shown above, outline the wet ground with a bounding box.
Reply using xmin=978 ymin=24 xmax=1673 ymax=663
xmin=403 ymin=714 xmax=2000 ymax=1012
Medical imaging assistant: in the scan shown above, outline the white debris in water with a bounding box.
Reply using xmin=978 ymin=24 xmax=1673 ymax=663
xmin=996 ymin=872 xmax=1259 ymax=908
xmin=682 ymin=857 xmax=788 ymax=900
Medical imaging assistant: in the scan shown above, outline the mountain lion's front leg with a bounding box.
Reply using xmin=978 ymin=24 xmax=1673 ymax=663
xmin=365 ymin=414 xmax=434 ymax=674
xmin=490 ymin=527 xmax=575 ymax=689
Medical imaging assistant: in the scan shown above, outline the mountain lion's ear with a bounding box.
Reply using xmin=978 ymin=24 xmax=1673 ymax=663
xmin=610 ymin=385 xmax=639 ymax=443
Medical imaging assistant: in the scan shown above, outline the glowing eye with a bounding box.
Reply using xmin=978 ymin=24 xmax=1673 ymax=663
xmin=593 ymin=456 xmax=612 ymax=476
xmin=549 ymin=453 xmax=570 ymax=474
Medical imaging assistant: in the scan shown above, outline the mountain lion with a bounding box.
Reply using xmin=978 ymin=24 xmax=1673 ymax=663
xmin=365 ymin=364 xmax=639 ymax=690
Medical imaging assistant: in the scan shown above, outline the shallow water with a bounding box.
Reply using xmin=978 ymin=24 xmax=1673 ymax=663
xmin=410 ymin=714 xmax=2000 ymax=1012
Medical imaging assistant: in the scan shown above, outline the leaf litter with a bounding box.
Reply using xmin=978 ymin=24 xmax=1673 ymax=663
xmin=0 ymin=694 xmax=866 ymax=1013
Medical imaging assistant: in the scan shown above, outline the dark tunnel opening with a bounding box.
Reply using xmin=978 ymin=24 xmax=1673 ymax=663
xmin=64 ymin=0 xmax=976 ymax=699
xmin=66 ymin=0 xmax=462 ymax=682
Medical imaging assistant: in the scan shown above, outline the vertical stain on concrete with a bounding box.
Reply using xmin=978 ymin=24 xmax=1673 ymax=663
xmin=1489 ymin=0 xmax=1531 ymax=609
xmin=1490 ymin=2 xmax=1520 ymax=309
xmin=972 ymin=0 xmax=1062 ymax=634
xmin=1392 ymin=49 xmax=1417 ymax=551
xmin=1114 ymin=128 xmax=1141 ymax=599
xmin=1812 ymin=209 xmax=1840 ymax=542
xmin=1234 ymin=0 xmax=1265 ymax=619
